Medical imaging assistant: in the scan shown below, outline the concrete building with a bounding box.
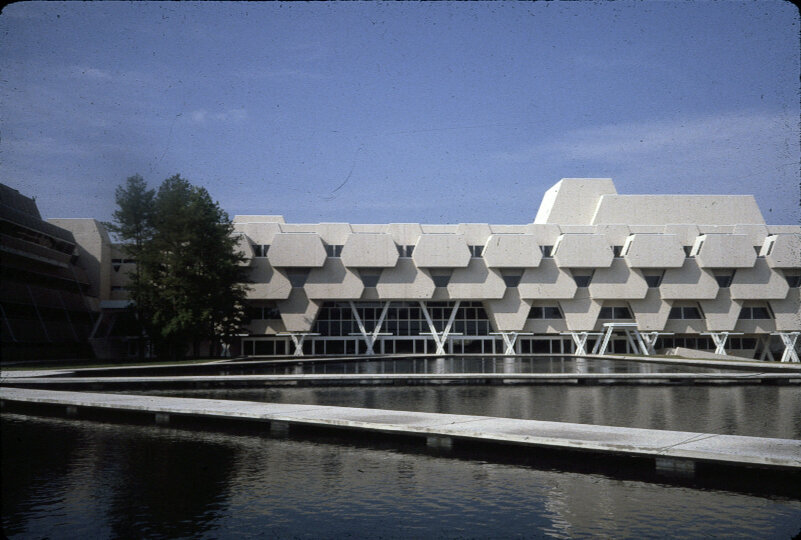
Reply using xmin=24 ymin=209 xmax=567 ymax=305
xmin=0 ymin=184 xmax=98 ymax=361
xmin=54 ymin=178 xmax=801 ymax=361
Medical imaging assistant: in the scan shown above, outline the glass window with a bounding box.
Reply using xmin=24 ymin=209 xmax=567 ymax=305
xmin=785 ymin=273 xmax=801 ymax=288
xmin=468 ymin=245 xmax=483 ymax=258
xmin=325 ymin=245 xmax=343 ymax=258
xmin=713 ymin=271 xmax=735 ymax=288
xmin=540 ymin=245 xmax=553 ymax=258
xmin=612 ymin=246 xmax=623 ymax=258
xmin=644 ymin=274 xmax=663 ymax=288
xmin=573 ymin=274 xmax=592 ymax=288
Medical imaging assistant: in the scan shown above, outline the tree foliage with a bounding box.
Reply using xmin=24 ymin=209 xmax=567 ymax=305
xmin=109 ymin=174 xmax=249 ymax=360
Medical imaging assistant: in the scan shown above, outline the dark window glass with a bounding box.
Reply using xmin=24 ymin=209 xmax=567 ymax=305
xmin=683 ymin=246 xmax=693 ymax=257
xmin=742 ymin=338 xmax=757 ymax=349
xmin=599 ymin=307 xmax=614 ymax=319
xmin=469 ymin=245 xmax=483 ymax=258
xmin=785 ymin=274 xmax=801 ymax=288
xmin=668 ymin=306 xmax=682 ymax=319
xmin=540 ymin=245 xmax=553 ymax=258
xmin=613 ymin=307 xmax=632 ymax=319
xmin=528 ymin=307 xmax=544 ymax=319
xmin=325 ymin=245 xmax=343 ymax=258
xmin=502 ymin=274 xmax=521 ymax=287
xmin=714 ymin=272 xmax=734 ymax=288
xmin=573 ymin=274 xmax=592 ymax=288
xmin=644 ymin=274 xmax=663 ymax=288
xmin=431 ymin=274 xmax=450 ymax=287
xmin=750 ymin=307 xmax=772 ymax=319
xmin=542 ymin=306 xmax=562 ymax=319
xmin=612 ymin=246 xmax=623 ymax=257
xmin=683 ymin=307 xmax=702 ymax=319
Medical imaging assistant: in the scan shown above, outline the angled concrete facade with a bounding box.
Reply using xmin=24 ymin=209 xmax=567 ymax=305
xmin=76 ymin=178 xmax=801 ymax=358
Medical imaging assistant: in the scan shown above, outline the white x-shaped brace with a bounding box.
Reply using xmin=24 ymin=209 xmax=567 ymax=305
xmin=490 ymin=332 xmax=534 ymax=355
xmin=419 ymin=301 xmax=461 ymax=355
xmin=638 ymin=332 xmax=669 ymax=355
xmin=287 ymin=333 xmax=309 ymax=356
xmin=598 ymin=325 xmax=648 ymax=355
xmin=707 ymin=332 xmax=731 ymax=355
xmin=774 ymin=332 xmax=800 ymax=363
xmin=349 ymin=301 xmax=391 ymax=354
xmin=569 ymin=332 xmax=590 ymax=355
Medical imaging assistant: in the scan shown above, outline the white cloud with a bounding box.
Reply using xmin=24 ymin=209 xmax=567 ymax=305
xmin=495 ymin=111 xmax=799 ymax=167
xmin=71 ymin=66 xmax=113 ymax=80
xmin=190 ymin=108 xmax=247 ymax=124
xmin=191 ymin=109 xmax=208 ymax=123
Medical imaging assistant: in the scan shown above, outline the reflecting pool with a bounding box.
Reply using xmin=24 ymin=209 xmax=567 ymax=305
xmin=3 ymin=414 xmax=800 ymax=539
xmin=146 ymin=385 xmax=801 ymax=439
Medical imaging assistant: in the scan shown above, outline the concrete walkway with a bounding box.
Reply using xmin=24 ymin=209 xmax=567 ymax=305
xmin=1 ymin=387 xmax=799 ymax=471
xmin=1 ymin=372 xmax=800 ymax=387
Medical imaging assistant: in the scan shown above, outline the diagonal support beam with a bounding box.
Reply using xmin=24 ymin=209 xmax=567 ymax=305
xmin=349 ymin=301 xmax=392 ymax=354
xmin=419 ymin=301 xmax=461 ymax=355
xmin=773 ymin=332 xmax=800 ymax=363
xmin=598 ymin=325 xmax=615 ymax=356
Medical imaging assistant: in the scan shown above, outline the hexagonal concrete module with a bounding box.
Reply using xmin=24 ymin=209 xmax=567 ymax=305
xmin=245 ymin=259 xmax=292 ymax=300
xmin=518 ymin=259 xmax=577 ymax=299
xmin=447 ymin=259 xmax=507 ymax=300
xmin=630 ymin=289 xmax=672 ymax=331
xmin=764 ymin=234 xmax=801 ymax=268
xmin=483 ymin=234 xmax=541 ymax=268
xmin=484 ymin=288 xmax=531 ymax=331
xmin=304 ymin=259 xmax=364 ymax=300
xmin=770 ymin=288 xmax=801 ymax=331
xmin=376 ymin=258 xmax=435 ymax=299
xmin=412 ymin=234 xmax=471 ymax=268
xmin=268 ymin=233 xmax=327 ymax=267
xmin=553 ymin=234 xmax=613 ymax=269
xmin=232 ymin=220 xmax=283 ymax=246
xmin=384 ymin=223 xmax=422 ymax=246
xmin=730 ymin=258 xmax=789 ymax=300
xmin=456 ymin=223 xmax=492 ymax=245
xmin=340 ymin=233 xmax=399 ymax=268
xmin=623 ymin=234 xmax=685 ymax=268
xmin=733 ymin=224 xmax=769 ymax=247
xmin=277 ymin=289 xmax=321 ymax=332
xmin=699 ymin=289 xmax=742 ymax=332
xmin=588 ymin=259 xmax=648 ymax=299
xmin=560 ymin=297 xmax=602 ymax=331
xmin=595 ymin=224 xmax=631 ymax=245
xmin=694 ymin=234 xmax=756 ymax=268
xmin=660 ymin=259 xmax=719 ymax=300
xmin=233 ymin=233 xmax=255 ymax=266
xmin=313 ymin=223 xmax=353 ymax=245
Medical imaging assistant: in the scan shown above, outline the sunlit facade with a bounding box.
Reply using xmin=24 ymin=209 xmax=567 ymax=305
xmin=53 ymin=178 xmax=801 ymax=360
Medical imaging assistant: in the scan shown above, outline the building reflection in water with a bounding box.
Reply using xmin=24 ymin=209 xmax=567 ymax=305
xmin=2 ymin=414 xmax=801 ymax=538
xmin=151 ymin=385 xmax=801 ymax=439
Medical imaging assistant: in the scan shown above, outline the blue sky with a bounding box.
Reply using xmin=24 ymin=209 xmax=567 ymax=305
xmin=1 ymin=1 xmax=799 ymax=225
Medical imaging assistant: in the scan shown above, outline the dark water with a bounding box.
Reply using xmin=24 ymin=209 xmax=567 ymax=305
xmin=71 ymin=356 xmax=736 ymax=378
xmin=218 ymin=356 xmax=731 ymax=375
xmin=3 ymin=414 xmax=801 ymax=539
xmin=147 ymin=385 xmax=801 ymax=439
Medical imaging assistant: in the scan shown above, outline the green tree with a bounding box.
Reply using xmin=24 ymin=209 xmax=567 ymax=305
xmin=105 ymin=175 xmax=155 ymax=361
xmin=110 ymin=174 xmax=249 ymax=360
